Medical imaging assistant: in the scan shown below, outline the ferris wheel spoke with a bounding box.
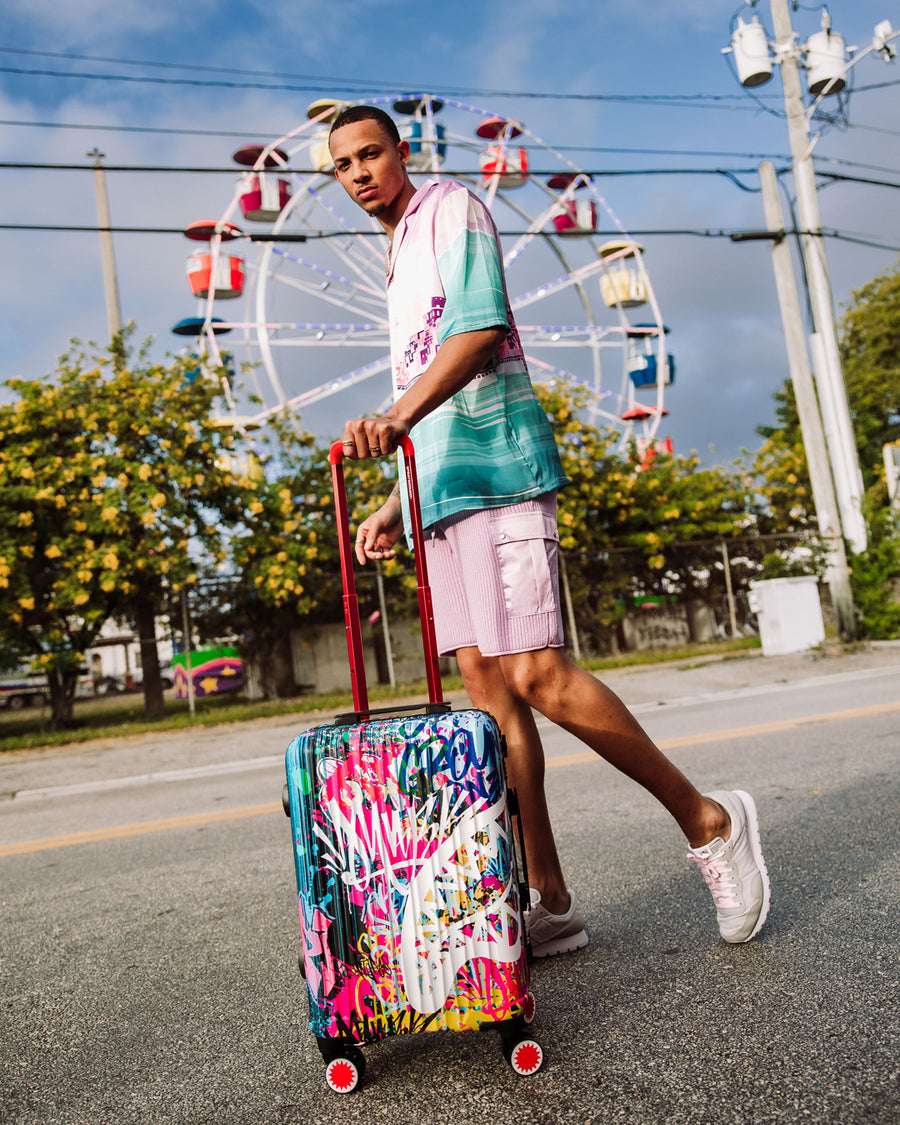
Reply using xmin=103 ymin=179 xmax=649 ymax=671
xmin=261 ymin=272 xmax=386 ymax=322
xmin=525 ymin=354 xmax=622 ymax=414
xmin=511 ymin=258 xmax=610 ymax=314
xmin=518 ymin=325 xmax=624 ymax=348
xmin=251 ymin=356 xmax=393 ymax=423
xmin=267 ymin=244 xmax=384 ymax=300
xmin=254 ymin=324 xmax=389 ymax=348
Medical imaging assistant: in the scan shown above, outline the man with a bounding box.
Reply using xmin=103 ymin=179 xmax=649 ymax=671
xmin=331 ymin=105 xmax=770 ymax=954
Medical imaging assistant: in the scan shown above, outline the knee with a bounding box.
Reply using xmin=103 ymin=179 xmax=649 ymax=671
xmin=501 ymin=651 xmax=569 ymax=709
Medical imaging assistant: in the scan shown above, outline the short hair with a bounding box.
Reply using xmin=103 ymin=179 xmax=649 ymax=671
xmin=329 ymin=105 xmax=402 ymax=146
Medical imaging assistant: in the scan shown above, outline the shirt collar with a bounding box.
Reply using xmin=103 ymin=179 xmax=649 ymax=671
xmin=387 ymin=179 xmax=438 ymax=281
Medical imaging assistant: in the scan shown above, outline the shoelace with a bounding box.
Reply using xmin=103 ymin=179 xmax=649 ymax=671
xmin=689 ymin=851 xmax=741 ymax=908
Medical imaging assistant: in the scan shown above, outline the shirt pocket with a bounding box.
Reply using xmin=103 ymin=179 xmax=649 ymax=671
xmin=489 ymin=510 xmax=559 ymax=618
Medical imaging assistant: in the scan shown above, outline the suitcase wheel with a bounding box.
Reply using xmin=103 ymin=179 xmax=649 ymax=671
xmin=523 ymin=991 xmax=536 ymax=1025
xmin=324 ymin=1048 xmax=365 ymax=1094
xmin=503 ymin=1036 xmax=544 ymax=1077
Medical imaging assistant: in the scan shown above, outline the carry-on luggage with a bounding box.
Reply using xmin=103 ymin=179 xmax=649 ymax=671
xmin=282 ymin=437 xmax=542 ymax=1092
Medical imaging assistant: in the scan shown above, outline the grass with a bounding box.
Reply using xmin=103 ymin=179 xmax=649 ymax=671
xmin=0 ymin=637 xmax=763 ymax=755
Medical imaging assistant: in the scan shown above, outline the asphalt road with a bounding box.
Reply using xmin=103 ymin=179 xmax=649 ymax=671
xmin=1 ymin=644 xmax=899 ymax=1125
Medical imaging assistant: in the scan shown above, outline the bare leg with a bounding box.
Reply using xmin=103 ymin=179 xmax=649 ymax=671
xmin=498 ymin=647 xmax=730 ymax=849
xmin=455 ymin=646 xmax=570 ymax=914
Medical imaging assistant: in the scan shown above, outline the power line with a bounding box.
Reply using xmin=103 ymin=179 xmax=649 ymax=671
xmin=0 ymin=116 xmax=278 ymax=139
xmin=0 ymin=116 xmax=794 ymax=161
xmin=0 ymin=160 xmax=771 ymax=179
xmin=5 ymin=160 xmax=900 ymax=193
xmin=0 ymin=46 xmax=783 ymax=106
xmin=0 ymin=62 xmax=780 ymax=108
xmin=3 ymin=116 xmax=899 ymax=179
xmin=1 ymin=222 xmax=895 ymax=251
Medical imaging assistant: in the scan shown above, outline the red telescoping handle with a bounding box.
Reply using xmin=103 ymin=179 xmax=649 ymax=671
xmin=328 ymin=436 xmax=444 ymax=716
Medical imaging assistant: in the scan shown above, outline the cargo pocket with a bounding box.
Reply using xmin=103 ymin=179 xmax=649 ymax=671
xmin=490 ymin=510 xmax=559 ymax=617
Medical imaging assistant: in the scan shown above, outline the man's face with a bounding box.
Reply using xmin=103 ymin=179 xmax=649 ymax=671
xmin=330 ymin=119 xmax=410 ymax=220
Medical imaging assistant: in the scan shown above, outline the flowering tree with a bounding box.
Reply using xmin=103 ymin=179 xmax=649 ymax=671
xmin=538 ymin=382 xmax=758 ymax=646
xmin=0 ymin=333 xmax=241 ymax=727
xmin=189 ymin=417 xmax=392 ymax=698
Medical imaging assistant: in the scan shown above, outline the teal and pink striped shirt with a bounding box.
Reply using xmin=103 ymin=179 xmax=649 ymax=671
xmin=386 ymin=179 xmax=567 ymax=531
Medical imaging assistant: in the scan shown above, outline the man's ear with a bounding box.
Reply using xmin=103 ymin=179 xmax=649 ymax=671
xmin=398 ymin=139 xmax=411 ymax=165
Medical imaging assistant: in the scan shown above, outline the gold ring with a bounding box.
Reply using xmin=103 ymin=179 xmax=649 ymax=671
xmin=369 ymin=447 xmax=380 ymax=456
xmin=341 ymin=439 xmax=354 ymax=446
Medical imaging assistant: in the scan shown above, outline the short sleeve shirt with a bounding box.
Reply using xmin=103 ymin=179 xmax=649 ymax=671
xmin=386 ymin=179 xmax=567 ymax=531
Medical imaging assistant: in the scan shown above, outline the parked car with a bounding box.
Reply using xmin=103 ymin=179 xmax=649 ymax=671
xmin=0 ymin=665 xmax=93 ymax=709
xmin=0 ymin=672 xmax=48 ymax=711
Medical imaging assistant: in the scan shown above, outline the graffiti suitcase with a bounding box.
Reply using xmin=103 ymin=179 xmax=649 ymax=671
xmin=282 ymin=437 xmax=541 ymax=1093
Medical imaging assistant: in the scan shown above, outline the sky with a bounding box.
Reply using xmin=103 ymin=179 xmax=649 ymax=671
xmin=2 ymin=0 xmax=899 ymax=466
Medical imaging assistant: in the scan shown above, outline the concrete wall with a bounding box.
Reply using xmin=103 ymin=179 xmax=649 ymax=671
xmin=289 ymin=622 xmax=380 ymax=695
xmin=286 ymin=618 xmax=458 ymax=695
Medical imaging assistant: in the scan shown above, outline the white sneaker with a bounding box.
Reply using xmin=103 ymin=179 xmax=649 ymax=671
xmin=688 ymin=790 xmax=771 ymax=943
xmin=525 ymin=889 xmax=589 ymax=958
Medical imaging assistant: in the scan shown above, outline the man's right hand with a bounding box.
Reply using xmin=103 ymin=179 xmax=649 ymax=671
xmin=355 ymin=491 xmax=403 ymax=565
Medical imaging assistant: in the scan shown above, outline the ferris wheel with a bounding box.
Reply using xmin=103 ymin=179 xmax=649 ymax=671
xmin=172 ymin=94 xmax=675 ymax=457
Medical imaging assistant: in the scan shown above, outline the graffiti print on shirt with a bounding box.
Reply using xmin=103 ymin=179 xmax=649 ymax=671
xmin=395 ymin=298 xmax=446 ymax=393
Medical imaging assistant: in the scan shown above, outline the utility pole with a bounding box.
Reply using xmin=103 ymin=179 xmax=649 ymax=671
xmin=758 ymin=161 xmax=856 ymax=638
xmin=769 ymin=0 xmax=867 ymax=555
xmin=87 ymin=148 xmax=123 ymax=341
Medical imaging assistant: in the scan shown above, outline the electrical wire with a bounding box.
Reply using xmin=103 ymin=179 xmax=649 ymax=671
xmin=6 ymin=115 xmax=898 ymax=178
xmin=0 ymin=222 xmax=895 ymax=251
xmin=0 ymin=62 xmax=782 ymax=108
xmin=0 ymin=46 xmax=782 ymax=106
xmin=5 ymin=160 xmax=900 ymax=193
xmin=0 ymin=160 xmax=773 ymax=179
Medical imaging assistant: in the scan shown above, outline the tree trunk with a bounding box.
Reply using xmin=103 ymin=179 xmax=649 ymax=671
xmin=46 ymin=666 xmax=76 ymax=730
xmin=135 ymin=599 xmax=165 ymax=720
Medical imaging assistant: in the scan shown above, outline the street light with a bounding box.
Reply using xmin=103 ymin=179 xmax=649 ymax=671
xmin=723 ymin=3 xmax=900 ymax=561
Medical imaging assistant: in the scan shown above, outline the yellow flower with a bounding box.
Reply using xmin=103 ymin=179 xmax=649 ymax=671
xmin=138 ymin=463 xmax=152 ymax=481
xmin=249 ymin=500 xmax=264 ymax=515
xmin=150 ymin=493 xmax=166 ymax=510
xmin=141 ymin=512 xmax=156 ymax=525
xmin=19 ymin=596 xmax=35 ymax=611
xmin=45 ymin=545 xmax=63 ymax=559
xmin=103 ymin=552 xmax=119 ymax=570
xmin=100 ymin=506 xmax=118 ymax=522
xmin=73 ymin=592 xmax=90 ymax=606
xmin=74 ymin=520 xmax=87 ymax=532
xmin=100 ymin=579 xmax=116 ymax=593
xmin=17 ymin=511 xmax=34 ymax=526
